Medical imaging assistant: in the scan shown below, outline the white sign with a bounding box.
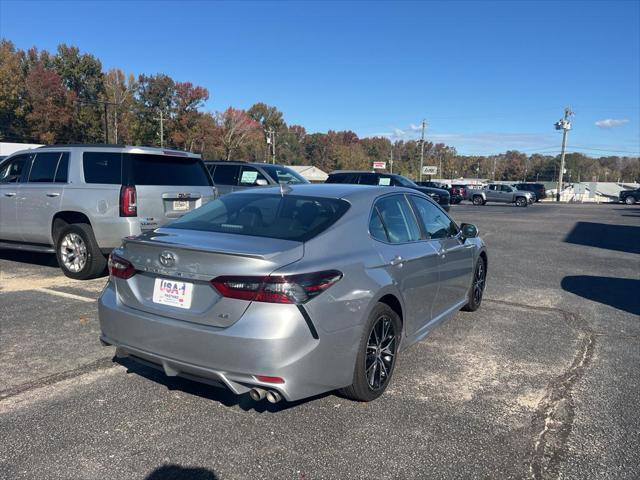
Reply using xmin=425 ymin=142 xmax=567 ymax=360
xmin=422 ymin=166 xmax=438 ymax=175
xmin=373 ymin=161 xmax=386 ymax=169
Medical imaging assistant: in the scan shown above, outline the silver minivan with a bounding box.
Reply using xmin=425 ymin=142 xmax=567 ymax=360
xmin=0 ymin=145 xmax=216 ymax=279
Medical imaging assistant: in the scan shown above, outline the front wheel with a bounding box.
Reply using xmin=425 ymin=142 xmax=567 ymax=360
xmin=462 ymin=256 xmax=487 ymax=312
xmin=515 ymin=196 xmax=528 ymax=207
xmin=625 ymin=196 xmax=636 ymax=205
xmin=339 ymin=303 xmax=401 ymax=402
xmin=55 ymin=223 xmax=107 ymax=280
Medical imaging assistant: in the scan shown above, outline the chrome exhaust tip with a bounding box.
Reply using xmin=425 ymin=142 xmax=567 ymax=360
xmin=266 ymin=390 xmax=282 ymax=404
xmin=249 ymin=388 xmax=267 ymax=401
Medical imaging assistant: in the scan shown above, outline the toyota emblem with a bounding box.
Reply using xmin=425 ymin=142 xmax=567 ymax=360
xmin=159 ymin=251 xmax=176 ymax=268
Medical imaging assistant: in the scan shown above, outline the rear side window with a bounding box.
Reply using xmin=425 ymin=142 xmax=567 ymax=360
xmin=358 ymin=173 xmax=378 ymax=185
xmin=54 ymin=153 xmax=69 ymax=183
xmin=129 ymin=154 xmax=212 ymax=186
xmin=168 ymin=193 xmax=350 ymax=242
xmin=83 ymin=152 xmax=122 ymax=184
xmin=326 ymin=173 xmax=357 ymax=184
xmin=212 ymin=164 xmax=240 ymax=186
xmin=28 ymin=152 xmax=62 ymax=183
xmin=372 ymin=195 xmax=421 ymax=243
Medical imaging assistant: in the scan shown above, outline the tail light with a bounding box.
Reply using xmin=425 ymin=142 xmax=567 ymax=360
xmin=119 ymin=185 xmax=137 ymax=217
xmin=211 ymin=270 xmax=342 ymax=304
xmin=108 ymin=253 xmax=136 ymax=279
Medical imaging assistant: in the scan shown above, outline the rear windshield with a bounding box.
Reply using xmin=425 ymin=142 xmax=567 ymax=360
xmin=168 ymin=193 xmax=350 ymax=242
xmin=261 ymin=165 xmax=308 ymax=184
xmin=130 ymin=154 xmax=212 ymax=186
xmin=82 ymin=152 xmax=212 ymax=186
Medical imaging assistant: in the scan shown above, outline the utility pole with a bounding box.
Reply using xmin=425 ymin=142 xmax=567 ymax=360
xmin=159 ymin=110 xmax=164 ymax=148
xmin=271 ymin=129 xmax=276 ymax=164
xmin=419 ymin=119 xmax=426 ymax=181
xmin=554 ymin=106 xmax=573 ymax=201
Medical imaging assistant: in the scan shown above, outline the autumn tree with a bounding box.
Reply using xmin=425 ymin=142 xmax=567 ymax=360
xmin=217 ymin=108 xmax=260 ymax=160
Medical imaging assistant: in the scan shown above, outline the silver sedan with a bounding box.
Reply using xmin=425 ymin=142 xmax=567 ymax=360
xmin=99 ymin=184 xmax=487 ymax=403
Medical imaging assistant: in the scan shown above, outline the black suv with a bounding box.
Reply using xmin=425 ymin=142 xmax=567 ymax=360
xmin=326 ymin=171 xmax=450 ymax=211
xmin=620 ymin=187 xmax=640 ymax=205
xmin=204 ymin=161 xmax=308 ymax=196
xmin=512 ymin=183 xmax=546 ymax=202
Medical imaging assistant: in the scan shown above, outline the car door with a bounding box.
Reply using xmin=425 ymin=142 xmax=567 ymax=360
xmin=0 ymin=154 xmax=32 ymax=241
xmin=371 ymin=194 xmax=440 ymax=336
xmin=408 ymin=195 xmax=474 ymax=317
xmin=211 ymin=164 xmax=240 ymax=195
xmin=18 ymin=151 xmax=68 ymax=244
xmin=485 ymin=184 xmax=499 ymax=202
xmin=500 ymin=184 xmax=514 ymax=202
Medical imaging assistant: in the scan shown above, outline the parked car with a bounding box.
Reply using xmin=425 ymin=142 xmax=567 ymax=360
xmin=470 ymin=183 xmax=534 ymax=207
xmin=99 ymin=184 xmax=487 ymax=403
xmin=619 ymin=187 xmax=640 ymax=205
xmin=204 ymin=161 xmax=308 ymax=195
xmin=416 ymin=181 xmax=464 ymax=204
xmin=326 ymin=171 xmax=451 ymax=211
xmin=0 ymin=145 xmax=216 ymax=279
xmin=512 ymin=182 xmax=546 ymax=202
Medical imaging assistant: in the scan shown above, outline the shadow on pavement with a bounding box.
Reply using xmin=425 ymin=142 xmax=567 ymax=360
xmin=564 ymin=222 xmax=640 ymax=254
xmin=0 ymin=249 xmax=59 ymax=268
xmin=561 ymin=275 xmax=640 ymax=316
xmin=145 ymin=464 xmax=217 ymax=480
xmin=115 ymin=356 xmax=330 ymax=413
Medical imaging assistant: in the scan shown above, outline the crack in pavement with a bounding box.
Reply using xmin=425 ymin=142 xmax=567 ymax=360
xmin=485 ymin=298 xmax=597 ymax=480
xmin=0 ymin=356 xmax=115 ymax=402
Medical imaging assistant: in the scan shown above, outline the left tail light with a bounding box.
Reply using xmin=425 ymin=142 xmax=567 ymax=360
xmin=119 ymin=185 xmax=137 ymax=217
xmin=211 ymin=270 xmax=343 ymax=304
xmin=108 ymin=253 xmax=136 ymax=279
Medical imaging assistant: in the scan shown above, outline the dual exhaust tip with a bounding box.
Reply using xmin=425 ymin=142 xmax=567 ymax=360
xmin=249 ymin=387 xmax=282 ymax=404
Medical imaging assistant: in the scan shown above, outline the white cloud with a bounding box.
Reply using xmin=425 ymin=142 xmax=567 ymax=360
xmin=595 ymin=118 xmax=629 ymax=129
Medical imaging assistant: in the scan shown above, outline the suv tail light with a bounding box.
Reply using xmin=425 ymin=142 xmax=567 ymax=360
xmin=119 ymin=185 xmax=137 ymax=217
xmin=108 ymin=253 xmax=136 ymax=279
xmin=211 ymin=270 xmax=342 ymax=304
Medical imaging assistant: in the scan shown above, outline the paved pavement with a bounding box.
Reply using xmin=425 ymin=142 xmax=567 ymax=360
xmin=1 ymin=203 xmax=638 ymax=480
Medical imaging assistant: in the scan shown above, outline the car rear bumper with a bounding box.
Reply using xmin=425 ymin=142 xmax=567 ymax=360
xmin=98 ymin=282 xmax=360 ymax=401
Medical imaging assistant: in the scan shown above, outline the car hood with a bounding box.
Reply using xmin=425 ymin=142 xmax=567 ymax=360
xmin=413 ymin=186 xmax=450 ymax=198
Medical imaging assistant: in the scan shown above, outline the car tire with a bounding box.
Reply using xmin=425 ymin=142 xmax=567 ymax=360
xmin=462 ymin=256 xmax=486 ymax=312
xmin=472 ymin=195 xmax=484 ymax=206
xmin=55 ymin=223 xmax=107 ymax=280
xmin=515 ymin=197 xmax=528 ymax=207
xmin=339 ymin=303 xmax=401 ymax=402
xmin=625 ymin=196 xmax=636 ymax=205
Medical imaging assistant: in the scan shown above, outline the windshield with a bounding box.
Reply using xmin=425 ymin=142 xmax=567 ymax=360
xmin=392 ymin=175 xmax=417 ymax=187
xmin=168 ymin=193 xmax=349 ymax=242
xmin=261 ymin=165 xmax=308 ymax=185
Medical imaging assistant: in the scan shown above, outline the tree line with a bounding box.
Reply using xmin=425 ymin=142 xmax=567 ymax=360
xmin=0 ymin=40 xmax=638 ymax=182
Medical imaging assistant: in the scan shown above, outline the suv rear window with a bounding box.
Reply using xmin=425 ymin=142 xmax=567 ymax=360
xmin=130 ymin=154 xmax=212 ymax=186
xmin=83 ymin=152 xmax=122 ymax=184
xmin=168 ymin=193 xmax=350 ymax=242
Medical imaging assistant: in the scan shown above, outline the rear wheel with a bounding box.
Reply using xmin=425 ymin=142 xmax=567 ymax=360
xmin=55 ymin=223 xmax=107 ymax=280
xmin=515 ymin=196 xmax=528 ymax=207
xmin=472 ymin=195 xmax=484 ymax=206
xmin=462 ymin=256 xmax=486 ymax=312
xmin=625 ymin=196 xmax=636 ymax=205
xmin=339 ymin=303 xmax=401 ymax=402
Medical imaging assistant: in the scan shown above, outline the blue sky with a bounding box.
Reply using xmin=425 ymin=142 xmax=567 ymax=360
xmin=1 ymin=0 xmax=638 ymax=156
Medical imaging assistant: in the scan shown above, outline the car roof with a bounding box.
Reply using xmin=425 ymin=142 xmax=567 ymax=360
xmin=204 ymin=160 xmax=293 ymax=168
xmin=6 ymin=144 xmax=201 ymax=159
xmin=225 ymin=182 xmax=418 ymax=200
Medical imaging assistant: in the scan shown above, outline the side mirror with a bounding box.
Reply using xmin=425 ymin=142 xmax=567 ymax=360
xmin=460 ymin=223 xmax=479 ymax=239
xmin=255 ymin=179 xmax=269 ymax=186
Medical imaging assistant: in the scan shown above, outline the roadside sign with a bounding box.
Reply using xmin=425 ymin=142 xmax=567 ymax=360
xmin=373 ymin=161 xmax=386 ymax=169
xmin=422 ymin=166 xmax=438 ymax=175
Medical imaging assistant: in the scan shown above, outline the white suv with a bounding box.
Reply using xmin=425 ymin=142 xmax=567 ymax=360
xmin=0 ymin=145 xmax=216 ymax=279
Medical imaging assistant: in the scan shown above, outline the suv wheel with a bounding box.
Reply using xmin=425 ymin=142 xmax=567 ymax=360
xmin=625 ymin=196 xmax=636 ymax=205
xmin=472 ymin=195 xmax=484 ymax=206
xmin=515 ymin=196 xmax=528 ymax=207
xmin=339 ymin=303 xmax=400 ymax=402
xmin=55 ymin=224 xmax=107 ymax=280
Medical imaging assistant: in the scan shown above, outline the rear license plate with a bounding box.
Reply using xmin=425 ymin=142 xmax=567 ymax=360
xmin=173 ymin=200 xmax=190 ymax=211
xmin=152 ymin=278 xmax=193 ymax=309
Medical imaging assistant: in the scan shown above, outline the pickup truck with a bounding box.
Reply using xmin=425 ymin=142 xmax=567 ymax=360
xmin=470 ymin=184 xmax=534 ymax=207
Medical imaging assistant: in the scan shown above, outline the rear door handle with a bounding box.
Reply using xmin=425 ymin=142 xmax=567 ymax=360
xmin=3 ymin=192 xmax=16 ymax=197
xmin=389 ymin=255 xmax=404 ymax=266
xmin=45 ymin=192 xmax=60 ymax=197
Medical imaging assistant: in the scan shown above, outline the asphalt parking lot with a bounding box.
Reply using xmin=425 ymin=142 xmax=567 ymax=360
xmin=1 ymin=203 xmax=638 ymax=480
